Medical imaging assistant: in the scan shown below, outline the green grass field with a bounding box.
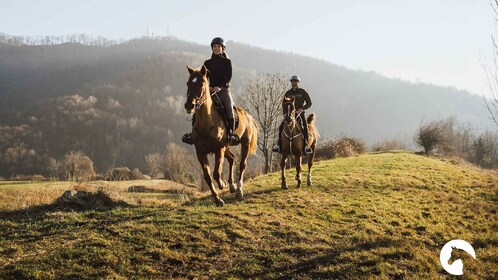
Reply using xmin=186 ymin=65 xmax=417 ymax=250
xmin=0 ymin=152 xmax=497 ymax=279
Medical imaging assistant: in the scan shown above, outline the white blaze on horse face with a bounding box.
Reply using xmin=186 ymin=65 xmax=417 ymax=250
xmin=192 ymin=77 xmax=198 ymax=83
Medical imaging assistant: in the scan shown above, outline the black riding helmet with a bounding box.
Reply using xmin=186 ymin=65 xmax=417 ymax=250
xmin=211 ymin=37 xmax=226 ymax=49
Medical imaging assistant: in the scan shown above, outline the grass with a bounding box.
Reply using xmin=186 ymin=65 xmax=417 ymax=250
xmin=0 ymin=180 xmax=200 ymax=211
xmin=0 ymin=152 xmax=497 ymax=279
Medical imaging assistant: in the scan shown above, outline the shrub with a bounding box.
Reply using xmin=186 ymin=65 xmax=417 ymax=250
xmin=161 ymin=143 xmax=199 ymax=184
xmin=62 ymin=151 xmax=95 ymax=181
xmin=107 ymin=167 xmax=131 ymax=181
xmin=316 ymin=137 xmax=365 ymax=159
xmin=130 ymin=168 xmax=144 ymax=180
xmin=372 ymin=139 xmax=408 ymax=152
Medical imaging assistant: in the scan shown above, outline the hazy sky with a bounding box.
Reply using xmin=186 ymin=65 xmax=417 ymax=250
xmin=0 ymin=0 xmax=495 ymax=96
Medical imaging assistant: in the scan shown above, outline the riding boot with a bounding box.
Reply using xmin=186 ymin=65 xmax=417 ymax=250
xmin=181 ymin=116 xmax=195 ymax=145
xmin=227 ymin=118 xmax=240 ymax=145
xmin=300 ymin=115 xmax=312 ymax=154
xmin=272 ymin=121 xmax=284 ymax=153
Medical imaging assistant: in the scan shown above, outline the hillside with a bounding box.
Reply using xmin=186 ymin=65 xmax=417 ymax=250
xmin=0 ymin=152 xmax=496 ymax=279
xmin=0 ymin=35 xmax=495 ymax=176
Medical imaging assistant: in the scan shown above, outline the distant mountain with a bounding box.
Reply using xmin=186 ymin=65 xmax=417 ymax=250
xmin=0 ymin=35 xmax=493 ymax=175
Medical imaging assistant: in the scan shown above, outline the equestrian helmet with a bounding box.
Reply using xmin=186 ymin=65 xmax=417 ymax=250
xmin=211 ymin=37 xmax=226 ymax=49
xmin=290 ymin=75 xmax=301 ymax=82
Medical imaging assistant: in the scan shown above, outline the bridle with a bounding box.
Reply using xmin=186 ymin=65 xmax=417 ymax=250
xmin=282 ymin=102 xmax=303 ymax=157
xmin=186 ymin=80 xmax=208 ymax=111
xmin=187 ymin=83 xmax=220 ymax=111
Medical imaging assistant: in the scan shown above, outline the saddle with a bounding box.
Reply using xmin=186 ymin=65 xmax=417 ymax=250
xmin=212 ymin=93 xmax=239 ymax=130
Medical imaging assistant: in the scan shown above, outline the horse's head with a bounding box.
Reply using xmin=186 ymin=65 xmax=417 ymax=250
xmin=184 ymin=65 xmax=208 ymax=114
xmin=282 ymin=96 xmax=296 ymax=123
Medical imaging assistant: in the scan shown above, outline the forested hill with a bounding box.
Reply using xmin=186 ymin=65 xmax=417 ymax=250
xmin=0 ymin=35 xmax=492 ymax=175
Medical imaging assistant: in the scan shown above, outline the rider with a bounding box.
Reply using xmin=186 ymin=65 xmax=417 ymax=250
xmin=182 ymin=37 xmax=239 ymax=145
xmin=272 ymin=75 xmax=313 ymax=154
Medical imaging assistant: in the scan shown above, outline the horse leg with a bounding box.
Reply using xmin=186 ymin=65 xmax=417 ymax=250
xmin=213 ymin=149 xmax=226 ymax=191
xmin=307 ymin=146 xmax=315 ymax=186
xmin=236 ymin=138 xmax=249 ymax=199
xmin=281 ymin=154 xmax=288 ymax=190
xmin=196 ymin=150 xmax=224 ymax=207
xmin=295 ymin=155 xmax=302 ymax=188
xmin=224 ymin=149 xmax=236 ymax=193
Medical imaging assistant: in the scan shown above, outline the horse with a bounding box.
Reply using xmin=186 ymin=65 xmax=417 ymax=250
xmin=280 ymin=96 xmax=318 ymax=189
xmin=184 ymin=65 xmax=258 ymax=206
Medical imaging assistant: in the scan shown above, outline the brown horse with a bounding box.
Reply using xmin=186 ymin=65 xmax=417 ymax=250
xmin=184 ymin=65 xmax=258 ymax=206
xmin=280 ymin=96 xmax=318 ymax=189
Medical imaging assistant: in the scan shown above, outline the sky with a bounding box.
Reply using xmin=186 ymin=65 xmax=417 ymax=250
xmin=0 ymin=0 xmax=495 ymax=97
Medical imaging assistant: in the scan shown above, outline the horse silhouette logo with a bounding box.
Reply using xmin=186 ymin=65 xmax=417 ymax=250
xmin=440 ymin=239 xmax=476 ymax=275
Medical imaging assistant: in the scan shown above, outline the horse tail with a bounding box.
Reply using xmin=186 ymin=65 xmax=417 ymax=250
xmin=307 ymin=113 xmax=316 ymax=125
xmin=307 ymin=113 xmax=319 ymax=138
xmin=248 ymin=116 xmax=259 ymax=155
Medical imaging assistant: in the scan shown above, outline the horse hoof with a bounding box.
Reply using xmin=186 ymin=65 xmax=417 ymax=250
xmin=235 ymin=189 xmax=243 ymax=199
xmin=281 ymin=183 xmax=288 ymax=190
xmin=297 ymin=182 xmax=302 ymax=188
xmin=307 ymin=180 xmax=312 ymax=186
xmin=218 ymin=181 xmax=225 ymax=190
xmin=229 ymin=183 xmax=236 ymax=194
xmin=216 ymin=199 xmax=225 ymax=207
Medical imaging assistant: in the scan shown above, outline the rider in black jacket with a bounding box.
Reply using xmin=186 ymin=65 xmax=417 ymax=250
xmin=182 ymin=37 xmax=239 ymax=145
xmin=272 ymin=75 xmax=313 ymax=154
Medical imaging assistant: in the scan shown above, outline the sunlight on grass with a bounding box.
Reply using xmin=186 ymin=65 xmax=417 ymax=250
xmin=0 ymin=152 xmax=497 ymax=279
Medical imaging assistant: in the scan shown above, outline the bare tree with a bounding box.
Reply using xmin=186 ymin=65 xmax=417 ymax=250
xmin=417 ymin=120 xmax=445 ymax=154
xmin=238 ymin=73 xmax=287 ymax=173
xmin=144 ymin=153 xmax=161 ymax=178
xmin=484 ymin=0 xmax=498 ymax=127
xmin=161 ymin=143 xmax=198 ymax=184
xmin=62 ymin=151 xmax=95 ymax=182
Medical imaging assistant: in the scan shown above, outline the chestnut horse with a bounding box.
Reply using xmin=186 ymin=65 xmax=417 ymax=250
xmin=184 ymin=65 xmax=258 ymax=206
xmin=280 ymin=96 xmax=318 ymax=189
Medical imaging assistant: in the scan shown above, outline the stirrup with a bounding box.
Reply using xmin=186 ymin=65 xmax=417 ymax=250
xmin=304 ymin=145 xmax=313 ymax=155
xmin=182 ymin=133 xmax=193 ymax=145
xmin=228 ymin=134 xmax=240 ymax=145
xmin=272 ymin=145 xmax=281 ymax=153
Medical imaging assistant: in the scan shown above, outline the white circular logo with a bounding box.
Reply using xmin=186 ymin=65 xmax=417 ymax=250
xmin=440 ymin=239 xmax=476 ymax=275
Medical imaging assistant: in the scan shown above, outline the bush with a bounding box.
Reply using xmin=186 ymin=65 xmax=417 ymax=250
xmin=130 ymin=168 xmax=145 ymax=180
xmin=9 ymin=174 xmax=47 ymax=181
xmin=144 ymin=153 xmax=161 ymax=178
xmin=106 ymin=167 xmax=132 ymax=181
xmin=62 ymin=151 xmax=95 ymax=181
xmin=316 ymin=137 xmax=365 ymax=159
xmin=372 ymin=139 xmax=408 ymax=152
xmin=161 ymin=143 xmax=199 ymax=184
xmin=416 ymin=118 xmax=456 ymax=155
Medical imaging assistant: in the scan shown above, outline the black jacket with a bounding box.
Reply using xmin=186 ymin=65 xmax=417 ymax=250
xmin=204 ymin=54 xmax=232 ymax=88
xmin=284 ymin=88 xmax=312 ymax=110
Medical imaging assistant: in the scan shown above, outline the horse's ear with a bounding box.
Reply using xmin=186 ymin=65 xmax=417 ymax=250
xmin=187 ymin=65 xmax=194 ymax=74
xmin=200 ymin=65 xmax=208 ymax=77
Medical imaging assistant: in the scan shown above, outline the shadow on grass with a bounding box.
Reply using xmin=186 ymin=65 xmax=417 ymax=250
xmin=217 ymin=237 xmax=407 ymax=279
xmin=0 ymin=190 xmax=131 ymax=221
xmin=181 ymin=184 xmax=283 ymax=207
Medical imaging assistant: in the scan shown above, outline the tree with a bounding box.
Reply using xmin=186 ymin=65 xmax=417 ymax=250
xmin=485 ymin=0 xmax=498 ymax=128
xmin=62 ymin=151 xmax=95 ymax=182
xmin=144 ymin=153 xmax=161 ymax=178
xmin=417 ymin=120 xmax=445 ymax=154
xmin=161 ymin=143 xmax=198 ymax=184
xmin=238 ymin=73 xmax=287 ymax=173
